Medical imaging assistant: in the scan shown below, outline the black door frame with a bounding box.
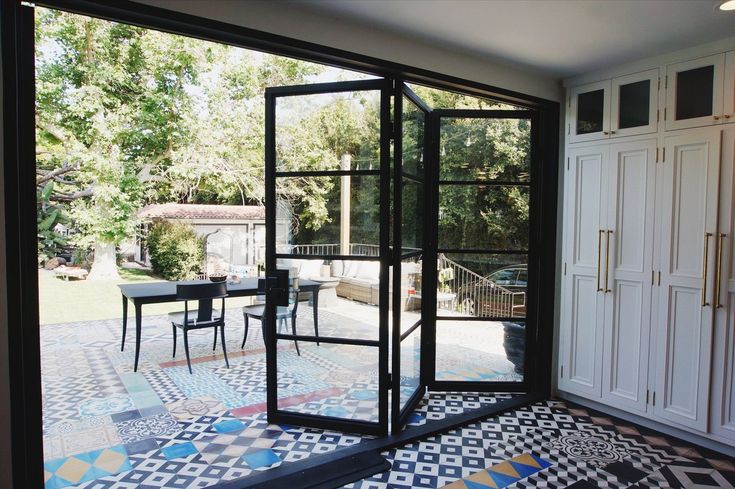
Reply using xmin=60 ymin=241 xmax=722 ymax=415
xmin=264 ymin=79 xmax=392 ymax=436
xmin=2 ymin=1 xmax=559 ymax=487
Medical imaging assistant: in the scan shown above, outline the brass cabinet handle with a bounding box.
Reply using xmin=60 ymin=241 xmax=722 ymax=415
xmin=597 ymin=230 xmax=604 ymax=292
xmin=714 ymin=115 xmax=721 ymax=121
xmin=716 ymin=233 xmax=727 ymax=308
xmin=702 ymin=232 xmax=712 ymax=307
xmin=605 ymin=230 xmax=613 ymax=292
xmin=725 ymin=114 xmax=732 ymax=119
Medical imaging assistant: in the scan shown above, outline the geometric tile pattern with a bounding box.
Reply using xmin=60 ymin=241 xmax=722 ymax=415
xmin=441 ymin=453 xmax=552 ymax=488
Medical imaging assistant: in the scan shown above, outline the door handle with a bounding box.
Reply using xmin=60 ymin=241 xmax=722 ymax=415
xmin=702 ymin=232 xmax=712 ymax=307
xmin=605 ymin=230 xmax=613 ymax=293
xmin=715 ymin=233 xmax=726 ymax=309
xmin=597 ymin=229 xmax=604 ymax=292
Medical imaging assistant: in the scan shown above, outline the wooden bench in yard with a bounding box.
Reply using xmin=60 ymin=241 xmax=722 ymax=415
xmin=54 ymin=266 xmax=89 ymax=281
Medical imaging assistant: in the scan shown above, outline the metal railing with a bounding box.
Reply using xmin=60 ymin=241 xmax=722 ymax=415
xmin=437 ymin=254 xmax=525 ymax=318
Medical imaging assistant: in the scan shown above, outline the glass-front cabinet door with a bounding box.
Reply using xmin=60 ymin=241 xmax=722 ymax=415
xmin=665 ymin=53 xmax=725 ymax=131
xmin=725 ymin=50 xmax=735 ymax=123
xmin=610 ymin=68 xmax=658 ymax=138
xmin=569 ymin=80 xmax=610 ymax=143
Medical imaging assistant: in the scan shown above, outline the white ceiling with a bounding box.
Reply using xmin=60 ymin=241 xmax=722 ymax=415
xmin=290 ymin=0 xmax=735 ymax=78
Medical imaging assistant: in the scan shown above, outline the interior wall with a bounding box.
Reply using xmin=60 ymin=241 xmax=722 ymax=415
xmin=132 ymin=0 xmax=562 ymax=103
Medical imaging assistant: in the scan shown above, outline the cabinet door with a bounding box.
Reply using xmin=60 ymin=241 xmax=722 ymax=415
xmin=610 ymin=69 xmax=659 ymax=138
xmin=711 ymin=126 xmax=735 ymax=441
xmin=724 ymin=51 xmax=735 ymax=123
xmin=559 ymin=145 xmax=608 ymax=397
xmin=569 ymin=80 xmax=611 ymax=143
xmin=665 ymin=54 xmax=725 ymax=131
xmin=601 ymin=140 xmax=656 ymax=414
xmin=653 ymin=129 xmax=721 ymax=431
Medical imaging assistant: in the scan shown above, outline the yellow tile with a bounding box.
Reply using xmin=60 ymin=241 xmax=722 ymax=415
xmin=55 ymin=457 xmax=91 ymax=483
xmin=93 ymin=449 xmax=126 ymax=474
xmin=488 ymin=461 xmax=520 ymax=478
xmin=512 ymin=453 xmax=542 ymax=469
xmin=466 ymin=469 xmax=498 ymax=487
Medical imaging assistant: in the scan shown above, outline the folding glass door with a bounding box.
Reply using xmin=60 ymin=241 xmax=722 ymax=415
xmin=428 ymin=109 xmax=537 ymax=392
xmin=264 ymin=79 xmax=391 ymax=435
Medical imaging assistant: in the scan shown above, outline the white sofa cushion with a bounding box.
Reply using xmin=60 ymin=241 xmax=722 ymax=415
xmin=356 ymin=261 xmax=380 ymax=280
xmin=298 ymin=259 xmax=324 ymax=279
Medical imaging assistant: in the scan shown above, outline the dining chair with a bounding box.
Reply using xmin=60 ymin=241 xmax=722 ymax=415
xmin=242 ymin=278 xmax=301 ymax=355
xmin=170 ymin=281 xmax=229 ymax=374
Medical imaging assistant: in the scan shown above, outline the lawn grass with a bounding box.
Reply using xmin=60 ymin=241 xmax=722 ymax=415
xmin=38 ymin=268 xmax=253 ymax=325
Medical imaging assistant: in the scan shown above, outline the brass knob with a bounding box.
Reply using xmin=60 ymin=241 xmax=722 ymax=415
xmin=714 ymin=115 xmax=721 ymax=120
xmin=603 ymin=131 xmax=609 ymax=135
xmin=610 ymin=130 xmax=616 ymax=134
xmin=725 ymin=114 xmax=732 ymax=119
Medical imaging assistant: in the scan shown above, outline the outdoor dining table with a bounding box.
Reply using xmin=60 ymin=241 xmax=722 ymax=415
xmin=118 ymin=278 xmax=321 ymax=372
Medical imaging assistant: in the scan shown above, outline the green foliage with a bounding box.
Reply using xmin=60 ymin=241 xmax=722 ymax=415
xmin=146 ymin=221 xmax=204 ymax=280
xmin=37 ymin=182 xmax=67 ymax=263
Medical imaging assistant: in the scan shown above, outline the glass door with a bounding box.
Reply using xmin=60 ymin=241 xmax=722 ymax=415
xmin=428 ymin=109 xmax=537 ymax=392
xmin=264 ymin=79 xmax=392 ymax=436
xmin=390 ymin=84 xmax=430 ymax=433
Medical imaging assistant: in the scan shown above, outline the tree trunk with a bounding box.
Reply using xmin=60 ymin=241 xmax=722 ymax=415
xmin=87 ymin=242 xmax=120 ymax=281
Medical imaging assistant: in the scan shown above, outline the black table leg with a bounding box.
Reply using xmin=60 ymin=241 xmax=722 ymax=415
xmin=121 ymin=294 xmax=128 ymax=351
xmin=134 ymin=302 xmax=142 ymax=372
xmin=312 ymin=289 xmax=320 ymax=346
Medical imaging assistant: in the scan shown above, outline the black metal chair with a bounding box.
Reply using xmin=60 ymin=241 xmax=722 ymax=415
xmin=242 ymin=278 xmax=301 ymax=355
xmin=169 ymin=281 xmax=229 ymax=374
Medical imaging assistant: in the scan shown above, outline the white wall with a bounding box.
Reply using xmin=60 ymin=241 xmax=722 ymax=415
xmin=133 ymin=0 xmax=562 ymax=103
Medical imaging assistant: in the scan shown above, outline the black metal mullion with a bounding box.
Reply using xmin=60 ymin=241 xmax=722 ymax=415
xmin=275 ymin=169 xmax=380 ymax=178
xmin=423 ymin=110 xmax=440 ymax=388
xmin=275 ymin=253 xmax=381 ymax=261
xmin=274 ymin=334 xmax=379 ymax=347
xmin=438 ymin=180 xmax=530 ymax=186
xmin=433 ymin=108 xmax=534 ymax=119
xmin=436 ymin=316 xmax=526 ymax=322
xmin=264 ymin=91 xmax=278 ymax=421
xmin=265 ymin=79 xmax=387 ymax=97
xmin=437 ymin=249 xmax=528 ymax=255
xmin=390 ymin=80 xmax=403 ymax=434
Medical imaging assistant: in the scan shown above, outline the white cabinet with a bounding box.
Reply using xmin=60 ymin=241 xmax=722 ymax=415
xmin=601 ymin=140 xmax=656 ymax=414
xmin=559 ymin=145 xmax=607 ymax=396
xmin=665 ymin=54 xmax=726 ymax=131
xmin=568 ymin=70 xmax=659 ymax=143
xmin=652 ymin=128 xmax=721 ymax=431
xmin=725 ymin=51 xmax=735 ymax=123
xmin=560 ymin=139 xmax=656 ymax=412
xmin=711 ymin=125 xmax=735 ymax=442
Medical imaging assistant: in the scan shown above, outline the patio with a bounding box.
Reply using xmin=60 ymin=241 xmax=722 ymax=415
xmin=41 ymin=289 xmax=522 ymax=488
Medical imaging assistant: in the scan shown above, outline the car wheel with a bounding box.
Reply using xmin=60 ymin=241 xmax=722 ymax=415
xmin=461 ymin=297 xmax=475 ymax=316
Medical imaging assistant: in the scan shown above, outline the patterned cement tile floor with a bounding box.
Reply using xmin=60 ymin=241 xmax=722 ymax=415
xmin=347 ymin=399 xmax=735 ymax=489
xmin=41 ymin=299 xmax=522 ymax=489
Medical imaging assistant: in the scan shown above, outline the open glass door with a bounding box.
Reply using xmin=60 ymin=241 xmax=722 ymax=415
xmin=390 ymin=84 xmax=431 ymax=433
xmin=428 ymin=109 xmax=537 ymax=392
xmin=264 ymin=79 xmax=392 ymax=436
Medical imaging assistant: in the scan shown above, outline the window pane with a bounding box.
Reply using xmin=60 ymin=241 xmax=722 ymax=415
xmin=435 ymin=320 xmax=524 ymax=382
xmin=398 ymin=328 xmax=421 ymax=411
xmin=277 ymin=342 xmax=379 ymax=421
xmin=402 ymin=95 xmax=425 ymax=178
xmin=276 ymin=91 xmax=381 ymax=172
xmin=276 ymin=175 xmax=380 ymax=255
xmin=576 ymin=89 xmax=604 ymax=134
xmin=402 ymin=179 xmax=423 ymax=252
xmin=438 ymin=185 xmax=529 ymax=250
xmin=439 ymin=117 xmax=531 ymax=182
xmin=676 ymin=65 xmax=714 ymax=120
xmin=618 ymin=79 xmax=650 ymax=129
xmin=436 ymin=253 xmax=527 ymax=319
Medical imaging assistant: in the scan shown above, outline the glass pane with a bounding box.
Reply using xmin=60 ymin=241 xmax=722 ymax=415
xmin=402 ymin=179 xmax=423 ymax=252
xmin=398 ymin=256 xmax=422 ymax=334
xmin=435 ymin=320 xmax=524 ymax=382
xmin=439 ymin=117 xmax=531 ymax=182
xmin=402 ymin=95 xmax=425 ymax=177
xmin=274 ymin=257 xmax=381 ymax=341
xmin=438 ymin=185 xmax=529 ymax=250
xmin=277 ymin=342 xmax=379 ymax=421
xmin=398 ymin=328 xmax=421 ymax=410
xmin=576 ymin=89 xmax=605 ymax=134
xmin=436 ymin=253 xmax=527 ymax=318
xmin=276 ymin=175 xmax=380 ymax=255
xmin=618 ymin=79 xmax=650 ymax=129
xmin=276 ymin=91 xmax=381 ymax=172
xmin=676 ymin=65 xmax=714 ymax=120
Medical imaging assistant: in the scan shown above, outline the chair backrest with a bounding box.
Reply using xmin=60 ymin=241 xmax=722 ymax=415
xmin=176 ymin=282 xmax=228 ymax=322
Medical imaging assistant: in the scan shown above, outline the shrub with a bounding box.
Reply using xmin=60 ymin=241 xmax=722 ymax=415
xmin=146 ymin=221 xmax=204 ymax=280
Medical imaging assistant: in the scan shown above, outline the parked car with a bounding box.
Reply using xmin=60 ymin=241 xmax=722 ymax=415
xmin=456 ymin=264 xmax=527 ymax=317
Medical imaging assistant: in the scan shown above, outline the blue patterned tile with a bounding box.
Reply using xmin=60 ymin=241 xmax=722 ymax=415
xmin=161 ymin=441 xmax=198 ymax=460
xmin=78 ymin=395 xmax=134 ymax=418
xmin=242 ymin=448 xmax=281 ymax=470
xmin=213 ymin=419 xmax=246 ymax=433
xmin=164 ymin=366 xmax=246 ymax=408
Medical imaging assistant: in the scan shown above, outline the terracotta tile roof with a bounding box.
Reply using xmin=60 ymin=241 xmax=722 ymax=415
xmin=137 ymin=203 xmax=265 ymax=220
